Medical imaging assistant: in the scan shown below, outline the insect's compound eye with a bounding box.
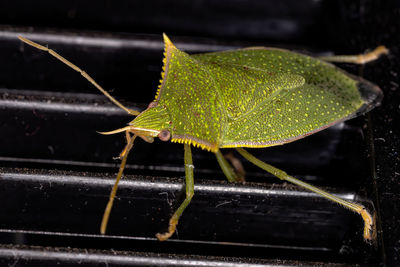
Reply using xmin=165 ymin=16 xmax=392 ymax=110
xmin=147 ymin=101 xmax=158 ymax=109
xmin=158 ymin=129 xmax=171 ymax=141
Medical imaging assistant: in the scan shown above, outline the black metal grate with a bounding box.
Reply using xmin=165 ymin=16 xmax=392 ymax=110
xmin=0 ymin=1 xmax=399 ymax=266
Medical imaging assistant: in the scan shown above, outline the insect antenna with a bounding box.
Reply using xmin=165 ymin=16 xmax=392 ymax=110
xmin=97 ymin=126 xmax=133 ymax=135
xmin=18 ymin=36 xmax=140 ymax=116
xmin=100 ymin=132 xmax=137 ymax=234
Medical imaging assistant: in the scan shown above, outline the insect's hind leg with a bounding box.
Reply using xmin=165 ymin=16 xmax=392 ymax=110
xmin=18 ymin=36 xmax=140 ymax=116
xmin=318 ymin=45 xmax=388 ymax=64
xmin=100 ymin=133 xmax=137 ymax=235
xmin=236 ymin=148 xmax=376 ymax=242
xmin=156 ymin=144 xmax=194 ymax=241
xmin=215 ymin=150 xmax=245 ymax=182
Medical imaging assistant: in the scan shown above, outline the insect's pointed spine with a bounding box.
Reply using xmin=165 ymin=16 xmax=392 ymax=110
xmin=154 ymin=34 xmax=176 ymax=102
xmin=162 ymin=33 xmax=174 ymax=47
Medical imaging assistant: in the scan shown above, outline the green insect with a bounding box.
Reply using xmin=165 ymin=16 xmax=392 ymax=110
xmin=18 ymin=34 xmax=388 ymax=242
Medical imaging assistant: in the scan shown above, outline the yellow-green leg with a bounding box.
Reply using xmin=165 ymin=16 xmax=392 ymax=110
xmin=156 ymin=144 xmax=194 ymax=241
xmin=100 ymin=133 xmax=137 ymax=234
xmin=215 ymin=150 xmax=244 ymax=182
xmin=319 ymin=45 xmax=388 ymax=64
xmin=236 ymin=148 xmax=376 ymax=242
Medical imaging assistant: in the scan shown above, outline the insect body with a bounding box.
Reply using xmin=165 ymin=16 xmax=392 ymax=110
xmin=18 ymin=34 xmax=388 ymax=242
xmin=131 ymin=38 xmax=382 ymax=151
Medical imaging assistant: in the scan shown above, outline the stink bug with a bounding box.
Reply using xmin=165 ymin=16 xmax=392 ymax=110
xmin=18 ymin=34 xmax=388 ymax=242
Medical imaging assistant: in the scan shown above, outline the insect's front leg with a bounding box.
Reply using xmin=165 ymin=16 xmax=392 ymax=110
xmin=101 ymin=132 xmax=137 ymax=235
xmin=156 ymin=144 xmax=194 ymax=241
xmin=318 ymin=45 xmax=388 ymax=64
xmin=115 ymin=131 xmax=134 ymax=159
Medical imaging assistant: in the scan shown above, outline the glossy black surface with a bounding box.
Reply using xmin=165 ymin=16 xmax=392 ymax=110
xmin=0 ymin=0 xmax=399 ymax=266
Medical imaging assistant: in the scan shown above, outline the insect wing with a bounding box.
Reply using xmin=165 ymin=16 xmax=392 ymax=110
xmin=194 ymin=48 xmax=382 ymax=147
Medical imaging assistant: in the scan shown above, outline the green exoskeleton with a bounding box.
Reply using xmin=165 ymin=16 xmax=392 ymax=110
xmin=18 ymin=34 xmax=388 ymax=242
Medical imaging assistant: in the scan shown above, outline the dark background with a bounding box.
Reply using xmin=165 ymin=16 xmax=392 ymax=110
xmin=0 ymin=0 xmax=399 ymax=266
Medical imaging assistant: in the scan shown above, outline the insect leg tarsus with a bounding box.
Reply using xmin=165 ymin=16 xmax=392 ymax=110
xmin=18 ymin=36 xmax=140 ymax=116
xmin=100 ymin=133 xmax=137 ymax=235
xmin=236 ymin=148 xmax=376 ymax=242
xmin=319 ymin=45 xmax=389 ymax=64
xmin=215 ymin=150 xmax=244 ymax=182
xmin=156 ymin=144 xmax=194 ymax=241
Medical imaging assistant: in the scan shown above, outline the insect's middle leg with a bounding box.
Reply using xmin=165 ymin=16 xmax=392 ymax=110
xmin=215 ymin=150 xmax=244 ymax=182
xmin=318 ymin=45 xmax=388 ymax=64
xmin=156 ymin=144 xmax=194 ymax=241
